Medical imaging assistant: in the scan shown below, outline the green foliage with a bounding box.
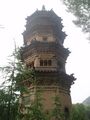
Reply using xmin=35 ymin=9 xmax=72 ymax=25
xmin=19 ymin=90 xmax=48 ymax=120
xmin=86 ymin=106 xmax=90 ymax=120
xmin=0 ymin=48 xmax=21 ymax=120
xmin=62 ymin=0 xmax=90 ymax=33
xmin=0 ymin=47 xmax=34 ymax=120
xmin=25 ymin=100 xmax=47 ymax=119
xmin=51 ymin=95 xmax=64 ymax=120
xmin=0 ymin=89 xmax=18 ymax=120
xmin=70 ymin=103 xmax=90 ymax=120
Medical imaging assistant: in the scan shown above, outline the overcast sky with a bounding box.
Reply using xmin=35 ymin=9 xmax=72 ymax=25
xmin=0 ymin=0 xmax=90 ymax=103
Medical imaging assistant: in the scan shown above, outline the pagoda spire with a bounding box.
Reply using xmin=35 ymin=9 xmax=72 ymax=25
xmin=42 ymin=5 xmax=46 ymax=11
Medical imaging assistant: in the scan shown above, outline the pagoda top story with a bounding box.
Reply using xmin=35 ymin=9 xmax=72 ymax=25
xmin=23 ymin=6 xmax=66 ymax=45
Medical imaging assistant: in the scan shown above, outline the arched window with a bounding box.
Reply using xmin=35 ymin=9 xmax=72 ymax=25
xmin=64 ymin=107 xmax=69 ymax=120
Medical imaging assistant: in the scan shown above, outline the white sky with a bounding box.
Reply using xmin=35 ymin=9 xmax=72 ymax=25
xmin=0 ymin=0 xmax=90 ymax=103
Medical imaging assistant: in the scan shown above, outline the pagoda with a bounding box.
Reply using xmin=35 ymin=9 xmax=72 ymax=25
xmin=21 ymin=6 xmax=75 ymax=119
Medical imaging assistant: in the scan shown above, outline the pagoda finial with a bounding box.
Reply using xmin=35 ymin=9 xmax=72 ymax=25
xmin=42 ymin=5 xmax=45 ymax=11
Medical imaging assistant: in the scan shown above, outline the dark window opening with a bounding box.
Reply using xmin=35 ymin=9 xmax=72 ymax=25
xmin=48 ymin=60 xmax=52 ymax=66
xmin=43 ymin=37 xmax=48 ymax=41
xmin=64 ymin=107 xmax=69 ymax=120
xmin=44 ymin=60 xmax=47 ymax=66
xmin=40 ymin=60 xmax=43 ymax=66
xmin=40 ymin=60 xmax=52 ymax=66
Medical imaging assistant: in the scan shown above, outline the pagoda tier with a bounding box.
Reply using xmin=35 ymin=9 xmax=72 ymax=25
xmin=21 ymin=41 xmax=70 ymax=72
xmin=35 ymin=71 xmax=75 ymax=89
xmin=23 ymin=10 xmax=66 ymax=45
xmin=21 ymin=41 xmax=70 ymax=60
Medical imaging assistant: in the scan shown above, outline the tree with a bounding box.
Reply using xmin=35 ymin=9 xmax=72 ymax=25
xmin=62 ymin=0 xmax=90 ymax=34
xmin=0 ymin=47 xmax=34 ymax=120
xmin=0 ymin=89 xmax=18 ymax=120
xmin=71 ymin=103 xmax=88 ymax=120
xmin=0 ymin=48 xmax=21 ymax=120
xmin=85 ymin=106 xmax=90 ymax=120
